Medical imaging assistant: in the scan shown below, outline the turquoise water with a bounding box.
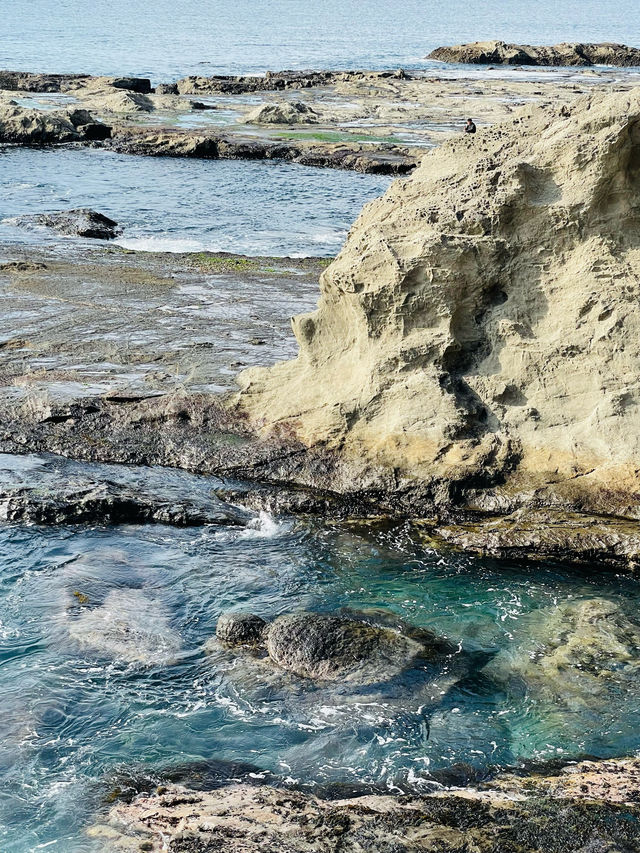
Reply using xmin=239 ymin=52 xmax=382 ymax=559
xmin=3 ymin=453 xmax=640 ymax=851
xmin=2 ymin=0 xmax=640 ymax=79
xmin=0 ymin=147 xmax=391 ymax=256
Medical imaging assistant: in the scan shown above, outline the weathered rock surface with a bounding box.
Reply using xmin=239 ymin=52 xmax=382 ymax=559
xmin=174 ymin=69 xmax=409 ymax=95
xmin=13 ymin=208 xmax=120 ymax=239
xmin=434 ymin=508 xmax=640 ymax=569
xmin=90 ymin=757 xmax=640 ymax=852
xmin=0 ymin=102 xmax=109 ymax=143
xmin=246 ymin=100 xmax=320 ymax=125
xmin=232 ymin=87 xmax=640 ymax=518
xmin=214 ymin=610 xmax=452 ymax=684
xmin=216 ymin=612 xmax=267 ymax=646
xmin=429 ymin=40 xmax=640 ymax=67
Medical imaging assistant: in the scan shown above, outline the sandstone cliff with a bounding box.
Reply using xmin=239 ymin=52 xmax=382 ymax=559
xmin=233 ymin=88 xmax=640 ymax=516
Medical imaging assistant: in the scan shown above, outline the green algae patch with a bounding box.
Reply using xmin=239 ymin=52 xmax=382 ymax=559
xmin=274 ymin=129 xmax=404 ymax=144
xmin=189 ymin=253 xmax=260 ymax=272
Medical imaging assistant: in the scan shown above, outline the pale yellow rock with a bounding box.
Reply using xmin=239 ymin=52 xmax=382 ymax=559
xmin=233 ymin=88 xmax=640 ymax=513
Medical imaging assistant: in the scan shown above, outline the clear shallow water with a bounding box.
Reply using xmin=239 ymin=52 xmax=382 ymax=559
xmin=3 ymin=453 xmax=640 ymax=851
xmin=0 ymin=147 xmax=391 ymax=257
xmin=2 ymin=0 xmax=640 ymax=79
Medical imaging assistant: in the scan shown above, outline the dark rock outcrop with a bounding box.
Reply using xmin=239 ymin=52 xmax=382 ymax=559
xmin=434 ymin=508 xmax=640 ymax=570
xmin=0 ymin=481 xmax=249 ymax=527
xmin=0 ymin=70 xmax=151 ymax=93
xmin=428 ymin=40 xmax=640 ymax=67
xmin=13 ymin=209 xmax=121 ymax=239
xmin=173 ymin=69 xmax=410 ymax=96
xmin=214 ymin=609 xmax=453 ymax=684
xmin=216 ymin=612 xmax=268 ymax=646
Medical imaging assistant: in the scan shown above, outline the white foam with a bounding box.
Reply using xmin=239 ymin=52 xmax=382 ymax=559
xmin=115 ymin=235 xmax=208 ymax=253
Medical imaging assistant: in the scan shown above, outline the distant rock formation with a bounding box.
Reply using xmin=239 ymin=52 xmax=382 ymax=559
xmin=428 ymin=40 xmax=640 ymax=67
xmin=232 ymin=88 xmax=640 ymax=517
xmin=0 ymin=103 xmax=109 ymax=143
xmin=245 ymin=100 xmax=319 ymax=125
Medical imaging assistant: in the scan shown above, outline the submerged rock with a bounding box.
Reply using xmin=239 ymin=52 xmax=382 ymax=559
xmin=213 ymin=610 xmax=451 ymax=684
xmin=482 ymin=597 xmax=640 ymax=710
xmin=67 ymin=588 xmax=182 ymax=665
xmin=231 ymin=87 xmax=640 ymax=518
xmin=13 ymin=208 xmax=121 ymax=239
xmin=428 ymin=40 xmax=640 ymax=67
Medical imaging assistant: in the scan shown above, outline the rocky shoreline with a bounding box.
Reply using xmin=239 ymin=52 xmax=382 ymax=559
xmin=90 ymin=756 xmax=640 ymax=851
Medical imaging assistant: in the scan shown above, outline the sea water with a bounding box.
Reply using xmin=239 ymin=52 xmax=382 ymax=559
xmin=2 ymin=454 xmax=640 ymax=851
xmin=2 ymin=0 xmax=640 ymax=80
xmin=0 ymin=147 xmax=392 ymax=257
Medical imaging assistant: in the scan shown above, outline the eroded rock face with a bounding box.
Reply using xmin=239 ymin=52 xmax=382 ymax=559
xmin=428 ymin=40 xmax=640 ymax=67
xmin=0 ymin=103 xmax=83 ymax=143
xmin=14 ymin=209 xmax=121 ymax=239
xmin=232 ymin=88 xmax=640 ymax=517
xmin=214 ymin=610 xmax=448 ymax=684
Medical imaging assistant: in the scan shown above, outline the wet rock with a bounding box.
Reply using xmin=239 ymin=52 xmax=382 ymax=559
xmin=246 ymin=101 xmax=319 ymax=125
xmin=155 ymin=82 xmax=179 ymax=95
xmin=0 ymin=480 xmax=249 ymax=527
xmin=214 ymin=610 xmax=444 ymax=684
xmin=110 ymin=76 xmax=152 ymax=94
xmin=428 ymin=40 xmax=640 ymax=67
xmin=0 ymin=70 xmax=151 ymax=93
xmin=174 ymin=69 xmax=414 ymax=95
xmin=89 ymin=757 xmax=640 ymax=852
xmin=13 ymin=208 xmax=121 ymax=239
xmin=0 ymin=70 xmax=92 ymax=92
xmin=216 ymin=612 xmax=267 ymax=646
xmin=67 ymin=588 xmax=182 ymax=665
xmin=434 ymin=508 xmax=640 ymax=570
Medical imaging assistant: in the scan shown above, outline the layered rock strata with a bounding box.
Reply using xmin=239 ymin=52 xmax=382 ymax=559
xmin=232 ymin=88 xmax=640 ymax=518
xmin=429 ymin=40 xmax=640 ymax=67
